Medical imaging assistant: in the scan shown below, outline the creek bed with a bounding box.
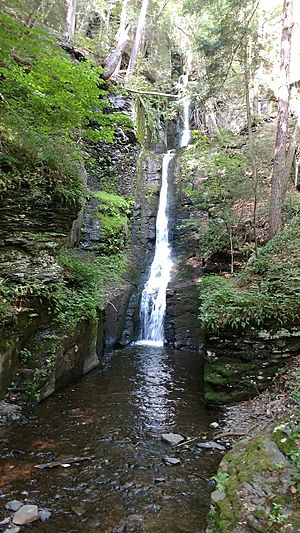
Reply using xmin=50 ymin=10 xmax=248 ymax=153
xmin=0 ymin=346 xmax=222 ymax=532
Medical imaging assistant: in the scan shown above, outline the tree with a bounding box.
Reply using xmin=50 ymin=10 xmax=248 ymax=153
xmin=126 ymin=0 xmax=150 ymax=83
xmin=66 ymin=0 xmax=77 ymax=41
xmin=103 ymin=0 xmax=130 ymax=80
xmin=269 ymin=0 xmax=294 ymax=237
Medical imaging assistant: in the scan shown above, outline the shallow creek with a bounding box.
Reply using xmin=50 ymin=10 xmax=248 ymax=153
xmin=0 ymin=345 xmax=221 ymax=532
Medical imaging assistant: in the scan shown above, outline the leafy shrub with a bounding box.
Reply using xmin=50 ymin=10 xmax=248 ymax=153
xmin=199 ymin=217 xmax=300 ymax=332
xmin=93 ymin=191 xmax=134 ymax=254
xmin=0 ymin=13 xmax=130 ymax=201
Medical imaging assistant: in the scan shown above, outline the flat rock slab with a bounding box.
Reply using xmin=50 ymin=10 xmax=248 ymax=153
xmin=163 ymin=456 xmax=181 ymax=466
xmin=197 ymin=441 xmax=226 ymax=452
xmin=13 ymin=505 xmax=38 ymax=525
xmin=161 ymin=433 xmax=185 ymax=446
xmin=5 ymin=501 xmax=23 ymax=512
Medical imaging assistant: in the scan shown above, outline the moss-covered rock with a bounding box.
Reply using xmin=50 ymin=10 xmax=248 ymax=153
xmin=208 ymin=429 xmax=300 ymax=532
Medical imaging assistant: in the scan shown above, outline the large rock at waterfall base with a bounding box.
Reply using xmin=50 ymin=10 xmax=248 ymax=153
xmin=13 ymin=505 xmax=39 ymax=525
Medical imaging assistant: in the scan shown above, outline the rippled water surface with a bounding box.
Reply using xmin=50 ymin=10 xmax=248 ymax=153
xmin=0 ymin=346 xmax=221 ymax=532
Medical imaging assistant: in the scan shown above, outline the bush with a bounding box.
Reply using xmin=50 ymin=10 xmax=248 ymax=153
xmin=0 ymin=13 xmax=130 ymax=202
xmin=199 ymin=217 xmax=300 ymax=332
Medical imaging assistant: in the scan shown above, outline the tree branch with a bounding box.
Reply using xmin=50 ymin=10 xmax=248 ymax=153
xmin=126 ymin=88 xmax=179 ymax=98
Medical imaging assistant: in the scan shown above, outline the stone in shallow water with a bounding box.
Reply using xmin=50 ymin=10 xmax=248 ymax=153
xmin=38 ymin=509 xmax=51 ymax=521
xmin=161 ymin=433 xmax=185 ymax=446
xmin=197 ymin=441 xmax=226 ymax=452
xmin=13 ymin=505 xmax=38 ymax=525
xmin=5 ymin=500 xmax=23 ymax=512
xmin=4 ymin=528 xmax=20 ymax=533
xmin=163 ymin=456 xmax=181 ymax=466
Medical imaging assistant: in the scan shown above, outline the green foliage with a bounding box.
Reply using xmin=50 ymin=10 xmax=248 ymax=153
xmin=211 ymin=472 xmax=230 ymax=491
xmin=44 ymin=250 xmax=127 ymax=328
xmin=93 ymin=191 xmax=134 ymax=254
xmin=199 ymin=217 xmax=300 ymax=332
xmin=183 ymin=0 xmax=259 ymax=98
xmin=0 ymin=13 xmax=128 ymax=201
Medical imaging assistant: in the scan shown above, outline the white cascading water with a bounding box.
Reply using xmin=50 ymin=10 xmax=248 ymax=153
xmin=137 ymin=151 xmax=175 ymax=346
xmin=137 ymin=74 xmax=190 ymax=347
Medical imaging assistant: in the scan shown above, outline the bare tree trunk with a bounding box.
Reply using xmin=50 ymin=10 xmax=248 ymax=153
xmin=103 ymin=0 xmax=130 ymax=80
xmin=126 ymin=0 xmax=150 ymax=83
xmin=269 ymin=0 xmax=293 ymax=237
xmin=229 ymin=226 xmax=234 ymax=274
xmin=244 ymin=42 xmax=259 ymax=256
xmin=66 ymin=0 xmax=77 ymax=42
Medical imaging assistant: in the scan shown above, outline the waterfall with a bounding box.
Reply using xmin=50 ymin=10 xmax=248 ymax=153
xmin=136 ymin=75 xmax=191 ymax=347
xmin=137 ymin=151 xmax=175 ymax=346
xmin=180 ymin=73 xmax=190 ymax=148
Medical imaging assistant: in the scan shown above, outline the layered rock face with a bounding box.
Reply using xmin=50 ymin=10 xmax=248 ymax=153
xmin=204 ymin=326 xmax=300 ymax=405
xmin=0 ymin=97 xmax=145 ymax=400
xmin=122 ymin=149 xmax=165 ymax=343
xmin=165 ymin=152 xmax=204 ymax=350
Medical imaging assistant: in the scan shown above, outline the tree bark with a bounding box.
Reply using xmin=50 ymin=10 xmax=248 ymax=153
xmin=269 ymin=0 xmax=293 ymax=237
xmin=66 ymin=0 xmax=77 ymax=42
xmin=126 ymin=0 xmax=150 ymax=83
xmin=103 ymin=0 xmax=130 ymax=79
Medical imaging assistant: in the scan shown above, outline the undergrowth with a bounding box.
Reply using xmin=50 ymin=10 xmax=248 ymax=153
xmin=199 ymin=217 xmax=300 ymax=332
xmin=0 ymin=13 xmax=131 ymax=202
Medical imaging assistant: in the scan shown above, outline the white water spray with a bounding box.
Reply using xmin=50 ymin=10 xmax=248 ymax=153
xmin=137 ymin=151 xmax=175 ymax=346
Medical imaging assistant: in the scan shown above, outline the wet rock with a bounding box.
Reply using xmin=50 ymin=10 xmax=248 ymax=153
xmin=210 ymin=422 xmax=219 ymax=429
xmin=163 ymin=456 xmax=181 ymax=466
xmin=154 ymin=477 xmax=166 ymax=483
xmin=161 ymin=432 xmax=185 ymax=446
xmin=197 ymin=441 xmax=226 ymax=452
xmin=4 ymin=528 xmax=20 ymax=533
xmin=12 ymin=505 xmax=38 ymax=525
xmin=113 ymin=520 xmax=126 ymax=533
xmin=5 ymin=501 xmax=23 ymax=512
xmin=38 ymin=509 xmax=51 ymax=521
xmin=126 ymin=514 xmax=144 ymax=532
xmin=71 ymin=505 xmax=85 ymax=516
xmin=0 ymin=403 xmax=22 ymax=425
xmin=0 ymin=518 xmax=10 ymax=526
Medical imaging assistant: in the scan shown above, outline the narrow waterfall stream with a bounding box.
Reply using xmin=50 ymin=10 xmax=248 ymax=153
xmin=138 ymin=151 xmax=174 ymax=345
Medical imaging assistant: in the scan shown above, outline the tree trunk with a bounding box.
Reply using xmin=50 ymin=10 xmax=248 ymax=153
xmin=103 ymin=0 xmax=130 ymax=80
xmin=66 ymin=0 xmax=77 ymax=42
xmin=269 ymin=0 xmax=293 ymax=237
xmin=126 ymin=0 xmax=150 ymax=83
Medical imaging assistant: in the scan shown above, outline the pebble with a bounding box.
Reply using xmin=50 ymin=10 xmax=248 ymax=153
xmin=154 ymin=477 xmax=166 ymax=483
xmin=13 ymin=505 xmax=39 ymax=525
xmin=161 ymin=433 xmax=185 ymax=446
xmin=5 ymin=501 xmax=23 ymax=512
xmin=38 ymin=509 xmax=51 ymax=521
xmin=0 ymin=518 xmax=10 ymax=526
xmin=210 ymin=422 xmax=219 ymax=429
xmin=163 ymin=456 xmax=181 ymax=466
xmin=197 ymin=441 xmax=226 ymax=452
